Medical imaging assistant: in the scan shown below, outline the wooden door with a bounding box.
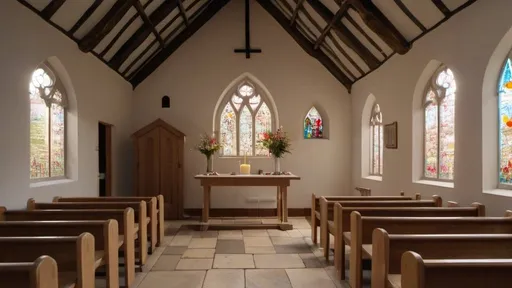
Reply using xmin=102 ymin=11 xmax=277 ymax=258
xmin=160 ymin=127 xmax=182 ymax=220
xmin=136 ymin=128 xmax=160 ymax=199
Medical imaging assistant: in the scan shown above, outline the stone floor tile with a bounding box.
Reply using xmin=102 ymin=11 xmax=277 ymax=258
xmin=244 ymin=236 xmax=273 ymax=247
xmin=245 ymin=269 xmax=292 ymax=288
xmin=286 ymin=268 xmax=336 ymax=288
xmin=289 ymin=219 xmax=311 ymax=229
xmin=175 ymin=258 xmax=213 ymax=270
xmin=216 ymin=240 xmax=245 ymax=254
xmin=182 ymin=248 xmax=216 ymax=259
xmin=245 ymin=246 xmax=276 ymax=254
xmin=271 ymin=237 xmax=306 ymax=246
xmin=234 ymin=218 xmax=262 ymax=224
xmin=151 ymin=255 xmax=181 ymax=271
xmin=261 ymin=218 xmax=281 ymax=224
xmin=274 ymin=244 xmax=312 ymax=254
xmin=198 ymin=231 xmax=219 ymax=238
xmin=137 ymin=271 xmax=206 ymax=288
xmin=143 ymin=246 xmax=165 ymax=272
xmin=188 ymin=238 xmax=217 ymax=249
xmin=213 ymin=254 xmax=255 ymax=269
xmin=218 ymin=230 xmax=243 ymax=240
xmin=242 ymin=229 xmax=268 ymax=237
xmin=209 ymin=219 xmax=223 ymax=224
xmin=267 ymin=229 xmax=289 ymax=237
xmin=287 ymin=230 xmax=303 ymax=238
xmin=222 ymin=219 xmax=235 ymax=224
xmin=324 ymin=267 xmax=350 ymax=288
xmin=298 ymin=229 xmax=312 ymax=237
xmin=203 ymin=269 xmax=245 ymax=288
xmin=170 ymin=235 xmax=192 ymax=246
xmin=163 ymin=246 xmax=188 ymax=255
xmin=161 ymin=236 xmax=175 ymax=246
xmin=254 ymin=254 xmax=305 ymax=269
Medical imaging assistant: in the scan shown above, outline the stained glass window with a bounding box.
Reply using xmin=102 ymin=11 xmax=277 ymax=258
xmin=304 ymin=107 xmax=323 ymax=139
xmin=30 ymin=63 xmax=67 ymax=180
xmin=499 ymin=58 xmax=512 ymax=185
xmin=423 ymin=66 xmax=456 ymax=180
xmin=219 ymin=81 xmax=273 ymax=156
xmin=369 ymin=103 xmax=383 ymax=175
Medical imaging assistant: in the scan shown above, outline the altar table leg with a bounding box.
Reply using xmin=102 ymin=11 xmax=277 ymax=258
xmin=281 ymin=186 xmax=288 ymax=223
xmin=277 ymin=187 xmax=282 ymax=221
xmin=202 ymin=185 xmax=210 ymax=223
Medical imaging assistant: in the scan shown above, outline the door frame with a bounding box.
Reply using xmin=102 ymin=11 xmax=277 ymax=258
xmin=99 ymin=121 xmax=113 ymax=197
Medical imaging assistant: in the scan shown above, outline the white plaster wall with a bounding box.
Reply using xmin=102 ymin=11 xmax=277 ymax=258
xmin=133 ymin=0 xmax=352 ymax=209
xmin=351 ymin=0 xmax=512 ymax=216
xmin=0 ymin=1 xmax=133 ymax=208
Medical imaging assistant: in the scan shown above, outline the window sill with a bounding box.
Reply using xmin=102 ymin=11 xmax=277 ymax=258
xmin=30 ymin=178 xmax=75 ymax=188
xmin=364 ymin=175 xmax=382 ymax=182
xmin=414 ymin=179 xmax=454 ymax=189
xmin=483 ymin=189 xmax=512 ymax=198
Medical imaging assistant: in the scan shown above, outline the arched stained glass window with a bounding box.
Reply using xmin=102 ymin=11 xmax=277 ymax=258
xmin=304 ymin=107 xmax=323 ymax=139
xmin=423 ymin=66 xmax=456 ymax=180
xmin=30 ymin=63 xmax=67 ymax=180
xmin=219 ymin=81 xmax=273 ymax=156
xmin=499 ymin=58 xmax=512 ymax=185
xmin=370 ymin=103 xmax=383 ymax=175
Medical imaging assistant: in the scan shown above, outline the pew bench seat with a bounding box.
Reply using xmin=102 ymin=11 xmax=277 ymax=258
xmin=362 ymin=245 xmax=372 ymax=259
xmin=343 ymin=232 xmax=351 ymax=245
xmin=387 ymin=274 xmax=401 ymax=288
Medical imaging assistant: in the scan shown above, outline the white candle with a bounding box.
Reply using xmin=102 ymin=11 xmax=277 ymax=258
xmin=240 ymin=164 xmax=251 ymax=174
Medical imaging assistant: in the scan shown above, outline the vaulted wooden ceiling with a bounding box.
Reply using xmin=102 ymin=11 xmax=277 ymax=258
xmin=18 ymin=0 xmax=478 ymax=91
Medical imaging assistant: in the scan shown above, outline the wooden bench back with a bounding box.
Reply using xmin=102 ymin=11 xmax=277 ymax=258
xmin=311 ymin=193 xmax=417 ymax=211
xmin=0 ymin=233 xmax=95 ymax=288
xmin=401 ymin=251 xmax=512 ymax=288
xmin=0 ymin=256 xmax=58 ymax=288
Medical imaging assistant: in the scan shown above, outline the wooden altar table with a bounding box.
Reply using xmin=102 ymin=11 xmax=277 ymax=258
xmin=194 ymin=174 xmax=301 ymax=228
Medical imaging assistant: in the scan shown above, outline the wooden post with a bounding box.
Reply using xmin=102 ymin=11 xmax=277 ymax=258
xmin=281 ymin=186 xmax=288 ymax=222
xmin=202 ymin=185 xmax=210 ymax=223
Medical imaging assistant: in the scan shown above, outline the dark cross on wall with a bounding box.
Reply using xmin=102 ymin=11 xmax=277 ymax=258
xmin=234 ymin=0 xmax=262 ymax=58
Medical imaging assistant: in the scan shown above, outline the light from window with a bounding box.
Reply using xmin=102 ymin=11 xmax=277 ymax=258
xmin=369 ymin=103 xmax=383 ymax=175
xmin=423 ymin=66 xmax=456 ymax=180
xmin=219 ymin=82 xmax=272 ymax=156
xmin=304 ymin=107 xmax=323 ymax=139
xmin=30 ymin=64 xmax=67 ymax=180
xmin=499 ymin=58 xmax=512 ymax=184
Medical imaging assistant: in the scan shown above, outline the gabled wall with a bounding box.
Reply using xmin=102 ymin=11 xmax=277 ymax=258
xmin=350 ymin=0 xmax=512 ymax=215
xmin=133 ymin=0 xmax=352 ymax=209
xmin=0 ymin=1 xmax=133 ymax=208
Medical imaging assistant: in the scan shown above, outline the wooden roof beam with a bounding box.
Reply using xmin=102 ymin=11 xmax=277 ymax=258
xmin=41 ymin=0 xmax=66 ymax=20
xmin=314 ymin=1 xmax=349 ymax=49
xmin=290 ymin=0 xmax=305 ymax=25
xmin=134 ymin=0 xmax=165 ymax=47
xmin=307 ymin=0 xmax=380 ymax=69
xmin=130 ymin=0 xmax=232 ymax=87
xmin=78 ymin=0 xmax=137 ymax=52
xmin=69 ymin=0 xmax=102 ymax=35
xmin=432 ymin=0 xmax=450 ymax=17
xmin=349 ymin=0 xmax=410 ymax=55
xmin=257 ymin=0 xmax=352 ymax=91
xmin=109 ymin=0 xmax=179 ymax=70
xmin=177 ymin=0 xmax=189 ymax=26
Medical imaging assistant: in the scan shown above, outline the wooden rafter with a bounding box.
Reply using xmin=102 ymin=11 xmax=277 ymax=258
xmin=69 ymin=0 xmax=102 ymax=35
xmin=134 ymin=0 xmax=165 ymax=47
xmin=257 ymin=0 xmax=352 ymax=90
xmin=290 ymin=0 xmax=305 ymax=25
xmin=177 ymin=0 xmax=189 ymax=26
xmin=41 ymin=0 xmax=66 ymax=20
xmin=314 ymin=1 xmax=349 ymax=49
xmin=307 ymin=0 xmax=379 ymax=69
xmin=432 ymin=0 xmax=450 ymax=17
xmin=130 ymin=0 xmax=232 ymax=87
xmin=109 ymin=0 xmax=179 ymax=70
xmin=349 ymin=0 xmax=410 ymax=55
xmin=344 ymin=14 xmax=386 ymax=58
xmin=78 ymin=0 xmax=137 ymax=53
xmin=393 ymin=0 xmax=426 ymax=32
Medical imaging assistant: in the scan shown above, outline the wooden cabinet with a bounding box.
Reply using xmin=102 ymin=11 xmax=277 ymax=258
xmin=132 ymin=119 xmax=184 ymax=220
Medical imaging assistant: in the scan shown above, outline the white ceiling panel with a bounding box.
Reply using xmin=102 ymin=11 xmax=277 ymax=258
xmin=187 ymin=0 xmax=209 ymax=18
xmin=145 ymin=0 xmax=166 ymax=16
xmin=319 ymin=0 xmax=340 ymax=14
xmin=120 ymin=34 xmax=155 ymax=73
xmin=346 ymin=9 xmax=394 ymax=56
xmin=73 ymin=0 xmax=117 ymax=39
xmin=400 ymin=0 xmax=444 ymax=29
xmin=372 ymin=0 xmax=422 ymax=40
xmin=51 ymin=0 xmax=94 ymax=31
xmin=303 ymin=2 xmax=328 ymax=27
xmin=442 ymin=0 xmax=469 ymax=11
xmin=328 ymin=32 xmax=370 ymax=73
xmin=126 ymin=41 xmax=161 ymax=77
xmin=159 ymin=15 xmax=184 ymax=40
xmin=25 ymin=0 xmax=52 ymax=11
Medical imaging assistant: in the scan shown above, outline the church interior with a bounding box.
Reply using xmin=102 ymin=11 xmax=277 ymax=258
xmin=1 ymin=0 xmax=512 ymax=287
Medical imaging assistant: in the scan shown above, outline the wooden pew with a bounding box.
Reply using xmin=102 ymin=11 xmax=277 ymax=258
xmin=29 ymin=198 xmax=153 ymax=259
xmin=310 ymin=193 xmax=419 ymax=243
xmin=0 ymin=255 xmax=58 ymax=288
xmin=372 ymin=229 xmax=512 ymax=288
xmin=0 ymin=220 xmax=119 ymax=288
xmin=351 ymin=210 xmax=510 ymax=288
xmin=401 ymin=251 xmax=512 ymax=288
xmin=54 ymin=195 xmax=165 ymax=246
xmin=355 ymin=187 xmax=371 ymax=196
xmin=332 ymin=203 xmax=484 ymax=281
xmin=0 ymin=233 xmax=95 ymax=288
xmin=0 ymin=207 xmax=136 ymax=287
xmin=320 ymin=196 xmax=442 ymax=256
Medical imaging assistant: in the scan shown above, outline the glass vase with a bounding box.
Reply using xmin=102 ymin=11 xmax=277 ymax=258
xmin=273 ymin=157 xmax=281 ymax=175
xmin=206 ymin=155 xmax=213 ymax=173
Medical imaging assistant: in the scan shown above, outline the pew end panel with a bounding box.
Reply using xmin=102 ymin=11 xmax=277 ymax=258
xmin=157 ymin=195 xmax=165 ymax=246
xmin=333 ymin=203 xmax=345 ymax=280
xmin=0 ymin=255 xmax=59 ymax=288
xmin=506 ymin=210 xmax=512 ymax=217
xmin=447 ymin=201 xmax=459 ymax=207
xmin=350 ymin=211 xmax=364 ymax=288
xmin=471 ymin=202 xmax=486 ymax=216
xmin=319 ymin=197 xmax=329 ymax=248
xmin=371 ymin=228 xmax=390 ymax=288
xmin=432 ymin=195 xmax=442 ymax=207
xmin=401 ymin=251 xmax=425 ymax=288
xmin=311 ymin=193 xmax=317 ymax=243
xmin=415 ymin=193 xmax=421 ymax=200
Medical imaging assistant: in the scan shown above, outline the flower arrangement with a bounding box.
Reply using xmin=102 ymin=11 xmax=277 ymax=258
xmin=260 ymin=127 xmax=291 ymax=158
xmin=195 ymin=133 xmax=222 ymax=158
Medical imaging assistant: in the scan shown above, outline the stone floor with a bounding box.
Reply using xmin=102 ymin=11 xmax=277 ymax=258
xmin=112 ymin=217 xmax=354 ymax=288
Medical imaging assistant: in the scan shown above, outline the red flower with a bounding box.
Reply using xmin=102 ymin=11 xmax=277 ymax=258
xmin=503 ymin=167 xmax=509 ymax=174
xmin=263 ymin=132 xmax=269 ymax=140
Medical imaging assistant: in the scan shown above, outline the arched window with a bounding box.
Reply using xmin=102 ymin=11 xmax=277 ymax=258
xmin=423 ymin=66 xmax=456 ymax=180
xmin=30 ymin=62 xmax=67 ymax=180
xmin=499 ymin=58 xmax=512 ymax=185
xmin=370 ymin=103 xmax=383 ymax=175
xmin=304 ymin=106 xmax=323 ymax=139
xmin=218 ymin=81 xmax=273 ymax=156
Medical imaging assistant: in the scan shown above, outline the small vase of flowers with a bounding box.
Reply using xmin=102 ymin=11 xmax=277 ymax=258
xmin=195 ymin=133 xmax=222 ymax=174
xmin=260 ymin=127 xmax=291 ymax=175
